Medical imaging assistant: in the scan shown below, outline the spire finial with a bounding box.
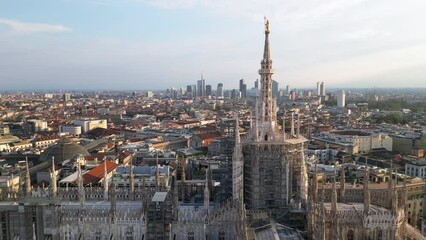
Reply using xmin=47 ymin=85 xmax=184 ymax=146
xmin=264 ymin=17 xmax=270 ymax=33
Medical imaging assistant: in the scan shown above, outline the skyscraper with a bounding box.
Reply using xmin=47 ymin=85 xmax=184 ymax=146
xmin=205 ymin=85 xmax=212 ymax=97
xmin=254 ymin=79 xmax=259 ymax=89
xmin=286 ymin=85 xmax=290 ymax=95
xmin=317 ymin=82 xmax=321 ymax=96
xmin=239 ymin=79 xmax=247 ymax=98
xmin=186 ymin=85 xmax=196 ymax=98
xmin=197 ymin=75 xmax=205 ymax=97
xmin=338 ymin=90 xmax=346 ymax=107
xmin=272 ymin=80 xmax=279 ymax=97
xmin=320 ymin=81 xmax=326 ymax=96
xmin=217 ymin=83 xmax=223 ymax=98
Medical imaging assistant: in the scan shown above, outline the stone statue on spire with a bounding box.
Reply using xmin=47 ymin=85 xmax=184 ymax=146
xmin=264 ymin=17 xmax=270 ymax=33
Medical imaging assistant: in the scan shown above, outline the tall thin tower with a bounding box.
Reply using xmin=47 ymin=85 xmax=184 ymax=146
xmin=240 ymin=20 xmax=309 ymax=222
xmin=259 ymin=19 xmax=275 ymax=125
xmin=256 ymin=19 xmax=279 ymax=142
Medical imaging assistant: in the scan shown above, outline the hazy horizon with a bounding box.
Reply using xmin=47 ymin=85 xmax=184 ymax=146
xmin=1 ymin=0 xmax=426 ymax=90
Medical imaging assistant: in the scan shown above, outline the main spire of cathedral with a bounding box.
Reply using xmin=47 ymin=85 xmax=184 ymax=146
xmin=258 ymin=18 xmax=275 ymax=125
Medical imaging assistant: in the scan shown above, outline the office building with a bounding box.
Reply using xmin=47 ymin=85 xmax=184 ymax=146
xmin=338 ymin=90 xmax=346 ymax=107
xmin=317 ymin=82 xmax=321 ymax=95
xmin=216 ymin=83 xmax=223 ymax=98
xmin=320 ymin=81 xmax=326 ymax=96
xmin=63 ymin=93 xmax=71 ymax=102
xmin=205 ymin=85 xmax=212 ymax=97
xmin=272 ymin=80 xmax=279 ymax=97
xmin=197 ymin=76 xmax=205 ymax=97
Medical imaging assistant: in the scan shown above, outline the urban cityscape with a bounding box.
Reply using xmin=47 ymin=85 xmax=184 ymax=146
xmin=1 ymin=1 xmax=426 ymax=240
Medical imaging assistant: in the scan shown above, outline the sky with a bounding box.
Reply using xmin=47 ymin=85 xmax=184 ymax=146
xmin=1 ymin=0 xmax=426 ymax=91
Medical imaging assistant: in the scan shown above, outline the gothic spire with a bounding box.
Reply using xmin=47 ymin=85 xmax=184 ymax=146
xmin=103 ymin=160 xmax=109 ymax=201
xmin=258 ymin=18 xmax=275 ymax=125
xmin=331 ymin=174 xmax=338 ymax=215
xmin=300 ymin=143 xmax=308 ymax=204
xmin=290 ymin=112 xmax=295 ymax=137
xmin=402 ymin=164 xmax=408 ymax=211
xmin=392 ymin=167 xmax=398 ymax=215
xmin=282 ymin=110 xmax=286 ymax=140
xmin=296 ymin=113 xmax=300 ymax=139
xmin=235 ymin=112 xmax=240 ymax=145
xmin=331 ymin=174 xmax=339 ymax=239
xmin=110 ymin=177 xmax=116 ymax=221
xmin=263 ymin=19 xmax=271 ymax=62
xmin=320 ymin=180 xmax=326 ymax=240
xmin=233 ymin=112 xmax=244 ymax=200
xmin=129 ymin=157 xmax=135 ymax=201
xmin=204 ymin=162 xmax=210 ymax=217
xmin=339 ymin=164 xmax=345 ymax=202
xmin=388 ymin=160 xmax=394 ymax=208
xmin=25 ymin=157 xmax=31 ymax=196
xmin=156 ymin=151 xmax=160 ymax=191
xmin=77 ymin=160 xmax=85 ymax=210
xmin=255 ymin=97 xmax=259 ymax=141
xmin=51 ymin=157 xmax=57 ymax=197
xmin=364 ymin=159 xmax=370 ymax=215
xmin=173 ymin=171 xmax=178 ymax=220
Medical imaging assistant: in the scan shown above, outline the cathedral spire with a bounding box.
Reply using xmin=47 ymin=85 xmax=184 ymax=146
xmin=391 ymin=167 xmax=398 ymax=215
xmin=204 ymin=162 xmax=210 ymax=217
xmin=331 ymin=173 xmax=339 ymax=240
xmin=173 ymin=173 xmax=178 ymax=220
xmin=300 ymin=143 xmax=308 ymax=204
xmin=255 ymin=98 xmax=259 ymax=141
xmin=263 ymin=18 xmax=271 ymax=62
xmin=364 ymin=159 xmax=370 ymax=215
xmin=235 ymin=112 xmax=240 ymax=145
xmin=282 ymin=110 xmax=286 ymax=140
xmin=233 ymin=112 xmax=243 ymax=200
xmin=258 ymin=18 xmax=275 ymax=125
xmin=297 ymin=113 xmax=300 ymax=139
xmin=103 ymin=160 xmax=109 ymax=201
xmin=77 ymin=160 xmax=85 ymax=210
xmin=25 ymin=157 xmax=31 ymax=196
xmin=402 ymin=164 xmax=408 ymax=211
xmin=388 ymin=160 xmax=394 ymax=208
xmin=320 ymin=180 xmax=326 ymax=240
xmin=110 ymin=177 xmax=116 ymax=221
xmin=156 ymin=151 xmax=160 ymax=191
xmin=51 ymin=157 xmax=57 ymax=197
xmin=339 ymin=164 xmax=345 ymax=202
xmin=129 ymin=157 xmax=135 ymax=201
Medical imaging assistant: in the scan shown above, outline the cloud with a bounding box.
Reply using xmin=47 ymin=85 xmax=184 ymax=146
xmin=0 ymin=19 xmax=72 ymax=33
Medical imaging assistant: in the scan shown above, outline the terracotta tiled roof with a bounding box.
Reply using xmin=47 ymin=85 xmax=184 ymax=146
xmin=83 ymin=160 xmax=118 ymax=185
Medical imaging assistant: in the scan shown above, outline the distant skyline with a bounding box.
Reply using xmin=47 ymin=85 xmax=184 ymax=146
xmin=1 ymin=0 xmax=426 ymax=90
